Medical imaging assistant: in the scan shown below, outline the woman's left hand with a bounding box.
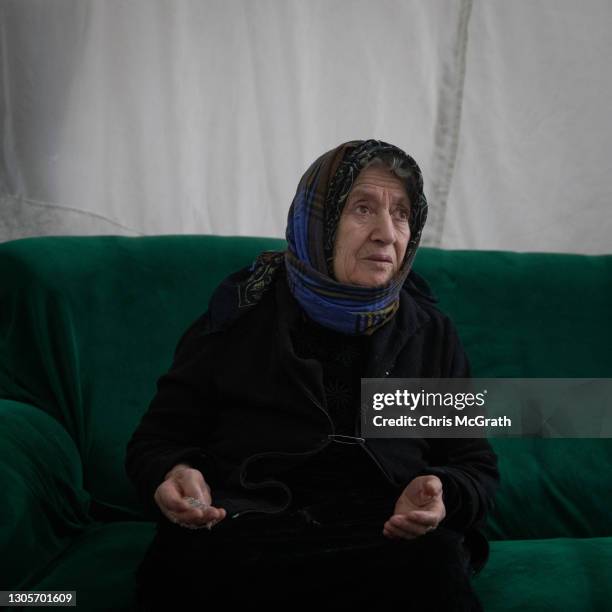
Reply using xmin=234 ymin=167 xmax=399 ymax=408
xmin=383 ymin=475 xmax=446 ymax=540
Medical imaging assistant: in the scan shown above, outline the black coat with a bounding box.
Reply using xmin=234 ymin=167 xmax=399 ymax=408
xmin=125 ymin=268 xmax=500 ymax=573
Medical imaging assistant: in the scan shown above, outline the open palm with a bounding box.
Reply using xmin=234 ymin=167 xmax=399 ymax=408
xmin=383 ymin=475 xmax=446 ymax=540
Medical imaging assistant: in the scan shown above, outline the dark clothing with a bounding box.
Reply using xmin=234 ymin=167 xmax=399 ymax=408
xmin=126 ymin=267 xmax=499 ymax=608
xmin=284 ymin=308 xmax=397 ymax=508
xmin=136 ymin=505 xmax=482 ymax=611
xmin=290 ymin=308 xmax=368 ymax=437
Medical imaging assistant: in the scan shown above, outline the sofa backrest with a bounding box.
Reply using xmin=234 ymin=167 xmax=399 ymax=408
xmin=1 ymin=236 xmax=610 ymax=539
xmin=0 ymin=235 xmax=285 ymax=519
xmin=415 ymin=248 xmax=612 ymax=540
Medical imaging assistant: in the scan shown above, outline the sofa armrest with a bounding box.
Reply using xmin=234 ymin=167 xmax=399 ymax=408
xmin=0 ymin=399 xmax=93 ymax=590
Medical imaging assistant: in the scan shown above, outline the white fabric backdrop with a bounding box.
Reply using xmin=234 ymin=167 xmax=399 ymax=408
xmin=1 ymin=0 xmax=611 ymax=253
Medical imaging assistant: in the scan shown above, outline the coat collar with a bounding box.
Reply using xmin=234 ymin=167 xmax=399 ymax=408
xmin=274 ymin=272 xmax=432 ymax=380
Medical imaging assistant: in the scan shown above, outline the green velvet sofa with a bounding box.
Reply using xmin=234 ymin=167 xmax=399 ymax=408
xmin=1 ymin=235 xmax=611 ymax=611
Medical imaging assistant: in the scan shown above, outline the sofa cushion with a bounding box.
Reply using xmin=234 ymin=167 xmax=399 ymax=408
xmin=7 ymin=521 xmax=155 ymax=612
xmin=475 ymin=536 xmax=612 ymax=611
xmin=0 ymin=400 xmax=92 ymax=589
xmin=484 ymin=438 xmax=612 ymax=541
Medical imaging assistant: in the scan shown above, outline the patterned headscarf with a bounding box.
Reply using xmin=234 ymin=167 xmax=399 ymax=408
xmin=238 ymin=139 xmax=428 ymax=335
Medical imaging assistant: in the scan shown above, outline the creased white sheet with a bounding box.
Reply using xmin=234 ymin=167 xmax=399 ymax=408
xmin=1 ymin=0 xmax=610 ymax=254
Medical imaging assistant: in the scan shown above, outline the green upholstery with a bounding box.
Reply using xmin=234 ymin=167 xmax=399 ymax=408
xmin=1 ymin=235 xmax=610 ymax=610
xmin=0 ymin=400 xmax=91 ymax=590
xmin=0 ymin=235 xmax=285 ymax=519
xmin=480 ymin=537 xmax=612 ymax=611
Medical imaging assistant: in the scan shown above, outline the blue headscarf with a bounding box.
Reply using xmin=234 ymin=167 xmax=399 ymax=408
xmin=238 ymin=139 xmax=428 ymax=335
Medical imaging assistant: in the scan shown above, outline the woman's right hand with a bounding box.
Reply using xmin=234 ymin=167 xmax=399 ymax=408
xmin=154 ymin=462 xmax=227 ymax=529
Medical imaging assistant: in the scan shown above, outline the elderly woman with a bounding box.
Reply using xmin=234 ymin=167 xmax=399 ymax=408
xmin=126 ymin=139 xmax=499 ymax=611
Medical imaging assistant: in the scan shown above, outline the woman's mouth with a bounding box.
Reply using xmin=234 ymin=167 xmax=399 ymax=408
xmin=365 ymin=254 xmax=393 ymax=264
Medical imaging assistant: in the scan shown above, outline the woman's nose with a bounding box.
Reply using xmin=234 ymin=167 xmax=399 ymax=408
xmin=371 ymin=210 xmax=396 ymax=244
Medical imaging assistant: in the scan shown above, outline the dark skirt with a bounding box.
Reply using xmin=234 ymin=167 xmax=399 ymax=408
xmin=135 ymin=496 xmax=483 ymax=611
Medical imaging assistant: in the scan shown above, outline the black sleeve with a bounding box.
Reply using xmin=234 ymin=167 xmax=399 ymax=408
xmin=420 ymin=315 xmax=500 ymax=533
xmin=124 ymin=312 xmax=220 ymax=521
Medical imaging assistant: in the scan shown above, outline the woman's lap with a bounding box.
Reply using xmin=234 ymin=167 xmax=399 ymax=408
xmin=135 ymin=509 xmax=481 ymax=611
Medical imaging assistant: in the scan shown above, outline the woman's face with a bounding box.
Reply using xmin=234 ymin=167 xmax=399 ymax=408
xmin=333 ymin=165 xmax=411 ymax=287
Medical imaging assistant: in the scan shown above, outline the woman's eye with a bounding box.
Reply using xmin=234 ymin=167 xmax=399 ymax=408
xmin=394 ymin=208 xmax=410 ymax=221
xmin=355 ymin=203 xmax=370 ymax=215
